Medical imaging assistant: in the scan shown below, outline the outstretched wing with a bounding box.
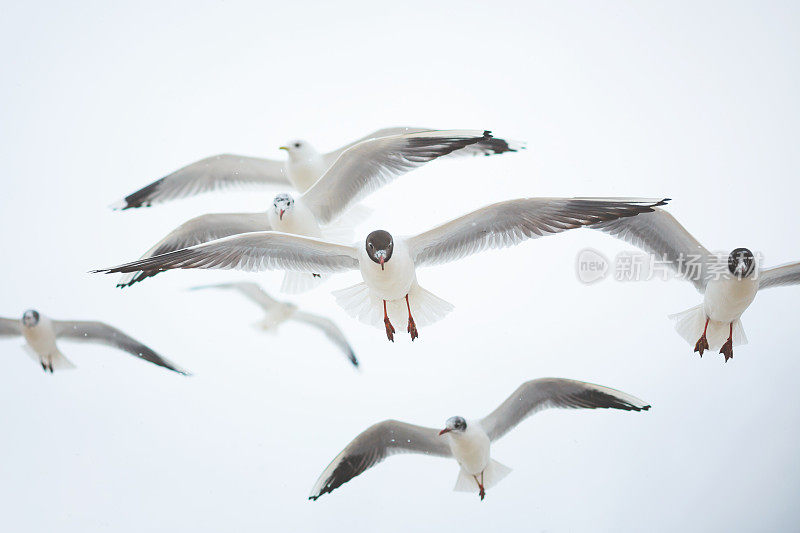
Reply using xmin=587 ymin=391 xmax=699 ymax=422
xmin=302 ymin=130 xmax=495 ymax=225
xmin=322 ymin=127 xmax=524 ymax=167
xmin=291 ymin=311 xmax=359 ymax=368
xmin=118 ymin=212 xmax=272 ymax=288
xmin=480 ymin=378 xmax=650 ymax=442
xmin=309 ymin=420 xmax=451 ymax=500
xmin=53 ymin=321 xmax=189 ymax=375
xmin=407 ymin=197 xmax=669 ymax=268
xmin=0 ymin=318 xmax=21 ymax=337
xmin=111 ymin=154 xmax=290 ymax=210
xmin=590 ymin=208 xmax=715 ymax=292
xmin=93 ymin=232 xmax=359 ymax=278
xmin=758 ymin=262 xmax=800 ymax=290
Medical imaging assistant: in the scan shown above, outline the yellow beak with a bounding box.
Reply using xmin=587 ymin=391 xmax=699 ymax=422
xmin=279 ymin=146 xmax=289 ymax=151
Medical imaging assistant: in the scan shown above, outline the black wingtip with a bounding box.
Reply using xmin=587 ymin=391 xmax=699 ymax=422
xmin=308 ymin=495 xmax=319 ymax=501
xmin=640 ymin=404 xmax=651 ymax=411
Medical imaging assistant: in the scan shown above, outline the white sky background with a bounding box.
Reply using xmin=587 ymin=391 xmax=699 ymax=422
xmin=1 ymin=1 xmax=799 ymax=531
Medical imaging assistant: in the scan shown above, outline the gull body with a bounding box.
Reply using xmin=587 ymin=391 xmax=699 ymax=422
xmin=279 ymin=141 xmax=327 ymax=191
xmin=267 ymin=195 xmax=323 ymax=238
xmin=308 ymin=378 xmax=650 ymax=501
xmin=443 ymin=420 xmax=491 ymax=476
xmin=593 ymin=208 xmax=800 ymax=361
xmin=703 ymin=274 xmax=759 ymax=324
xmin=0 ymin=310 xmax=188 ymax=374
xmin=96 ymin=198 xmax=670 ymax=341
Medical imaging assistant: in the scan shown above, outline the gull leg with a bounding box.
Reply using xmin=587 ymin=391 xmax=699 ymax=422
xmin=383 ymin=300 xmax=395 ymax=342
xmin=474 ymin=473 xmax=485 ymax=501
xmin=694 ymin=318 xmax=710 ymax=356
xmin=720 ymin=323 xmax=734 ymax=362
xmin=40 ymin=361 xmax=47 ymax=373
xmin=405 ymin=294 xmax=418 ymax=341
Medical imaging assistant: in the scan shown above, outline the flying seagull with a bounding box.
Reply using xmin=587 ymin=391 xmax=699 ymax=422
xmin=94 ymin=197 xmax=669 ymax=341
xmin=191 ymin=282 xmax=359 ymax=368
xmin=308 ymin=378 xmax=649 ymax=501
xmin=592 ymin=207 xmax=800 ymax=361
xmin=0 ymin=310 xmax=189 ymax=374
xmin=111 ymin=127 xmax=524 ymax=210
xmin=115 ymin=129 xmax=511 ymax=293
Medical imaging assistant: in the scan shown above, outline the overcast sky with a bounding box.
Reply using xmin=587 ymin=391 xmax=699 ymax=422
xmin=1 ymin=1 xmax=799 ymax=531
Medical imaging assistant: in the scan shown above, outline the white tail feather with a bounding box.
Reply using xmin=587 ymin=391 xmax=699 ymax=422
xmin=280 ymin=272 xmax=327 ymax=294
xmin=453 ymin=460 xmax=512 ymax=493
xmin=22 ymin=345 xmax=76 ymax=371
xmin=332 ymin=281 xmax=453 ymax=330
xmin=669 ymin=304 xmax=748 ymax=351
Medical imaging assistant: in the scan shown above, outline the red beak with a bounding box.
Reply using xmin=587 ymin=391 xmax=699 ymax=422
xmin=279 ymin=209 xmax=285 ymax=220
xmin=438 ymin=428 xmax=451 ymax=436
xmin=379 ymin=256 xmax=385 ymax=270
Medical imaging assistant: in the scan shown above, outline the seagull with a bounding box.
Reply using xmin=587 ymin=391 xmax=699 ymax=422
xmin=190 ymin=282 xmax=359 ymax=368
xmin=94 ymin=197 xmax=669 ymax=341
xmin=592 ymin=207 xmax=800 ymax=361
xmin=0 ymin=309 xmax=189 ymax=374
xmin=308 ymin=378 xmax=650 ymax=501
xmin=115 ymin=129 xmax=513 ymax=292
xmin=111 ymin=127 xmax=524 ymax=210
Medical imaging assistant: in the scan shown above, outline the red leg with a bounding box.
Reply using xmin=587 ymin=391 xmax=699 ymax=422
xmin=694 ymin=318 xmax=710 ymax=356
xmin=720 ymin=323 xmax=734 ymax=362
xmin=383 ymin=300 xmax=395 ymax=342
xmin=474 ymin=474 xmax=486 ymax=501
xmin=405 ymin=294 xmax=418 ymax=341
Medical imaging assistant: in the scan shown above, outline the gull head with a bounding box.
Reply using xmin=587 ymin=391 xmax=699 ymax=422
xmin=366 ymin=230 xmax=393 ymax=270
xmin=272 ymin=193 xmax=295 ymax=221
xmin=22 ymin=309 xmax=40 ymax=328
xmin=728 ymin=247 xmax=755 ymax=279
xmin=439 ymin=416 xmax=467 ymax=436
xmin=279 ymin=139 xmax=317 ymax=162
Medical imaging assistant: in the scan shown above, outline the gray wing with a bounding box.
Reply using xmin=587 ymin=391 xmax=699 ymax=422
xmin=309 ymin=419 xmax=451 ymax=500
xmin=408 ymin=197 xmax=669 ymax=268
xmin=302 ymin=130 xmax=498 ymax=225
xmin=118 ymin=212 xmax=272 ymax=288
xmin=191 ymin=281 xmax=284 ymax=311
xmin=590 ymin=207 xmax=715 ymax=292
xmin=291 ymin=311 xmax=359 ymax=368
xmin=0 ymin=318 xmax=21 ymax=337
xmin=758 ymin=262 xmax=800 ymax=290
xmin=52 ymin=321 xmax=189 ymax=375
xmin=111 ymin=154 xmax=290 ymax=210
xmin=322 ymin=127 xmax=525 ymax=167
xmin=93 ymin=232 xmax=359 ymax=278
xmin=480 ymin=378 xmax=650 ymax=442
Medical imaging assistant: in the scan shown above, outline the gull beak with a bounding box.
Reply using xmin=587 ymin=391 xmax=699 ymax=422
xmin=438 ymin=428 xmax=451 ymax=436
xmin=279 ymin=209 xmax=285 ymax=220
xmin=279 ymin=146 xmax=289 ymax=151
xmin=379 ymin=256 xmax=385 ymax=270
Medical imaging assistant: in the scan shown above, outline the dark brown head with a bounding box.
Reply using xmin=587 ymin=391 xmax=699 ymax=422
xmin=365 ymin=230 xmax=393 ymax=270
xmin=728 ymin=248 xmax=755 ymax=279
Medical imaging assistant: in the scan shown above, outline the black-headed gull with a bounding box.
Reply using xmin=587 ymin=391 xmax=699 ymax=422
xmin=0 ymin=310 xmax=189 ymax=374
xmin=111 ymin=127 xmax=524 ymax=210
xmin=94 ymin=197 xmax=669 ymax=341
xmin=592 ymin=207 xmax=800 ymax=361
xmin=308 ymin=378 xmax=649 ymax=501
xmin=116 ymin=130 xmax=510 ymax=293
xmin=190 ymin=282 xmax=359 ymax=368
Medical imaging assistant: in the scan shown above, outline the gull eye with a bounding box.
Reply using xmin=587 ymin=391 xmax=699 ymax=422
xmin=294 ymin=142 xmax=301 ymax=148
